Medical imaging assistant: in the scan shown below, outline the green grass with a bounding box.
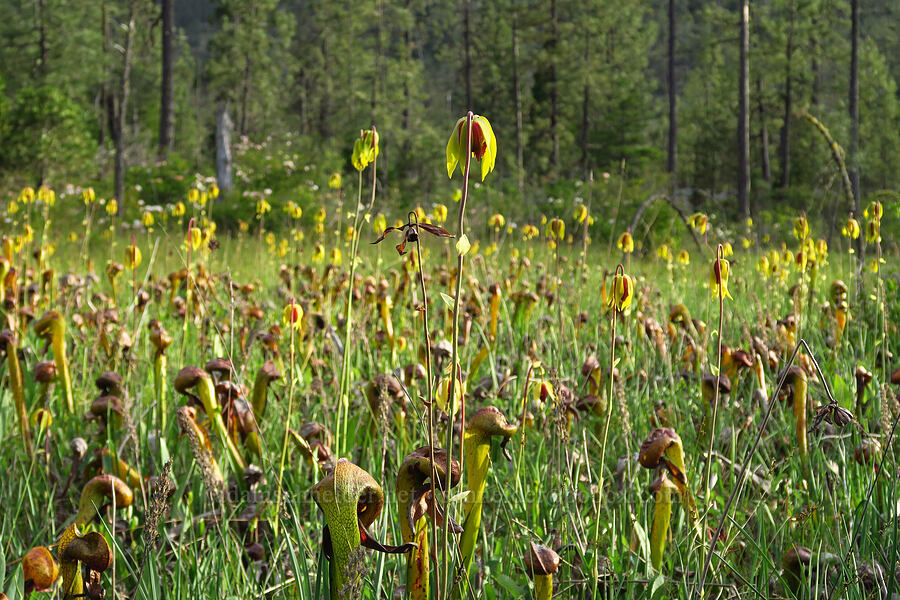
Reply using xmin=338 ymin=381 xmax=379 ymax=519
xmin=0 ymin=207 xmax=897 ymax=600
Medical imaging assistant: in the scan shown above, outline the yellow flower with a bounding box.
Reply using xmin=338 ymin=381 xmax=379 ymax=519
xmin=432 ymin=204 xmax=448 ymax=224
xmin=141 ymin=211 xmax=155 ymax=227
xmin=329 ymin=173 xmax=342 ymax=189
xmin=344 ymin=225 xmax=355 ymax=242
xmin=815 ymin=239 xmax=828 ymax=261
xmin=187 ymin=227 xmax=202 ymax=251
xmin=869 ymin=257 xmax=886 ymax=273
xmin=188 ymin=188 xmax=200 ymax=204
xmin=256 ymin=199 xmax=272 ymax=217
xmin=265 ymin=232 xmax=276 ymax=246
xmin=314 ymin=206 xmax=327 ymax=223
xmin=608 ymin=271 xmax=636 ymax=312
xmin=352 ymin=129 xmax=379 ymax=172
xmin=7 ymin=200 xmax=19 ymax=215
xmin=722 ymin=242 xmax=733 ymax=257
xmin=547 ymin=218 xmax=565 ymax=241
xmin=841 ymin=217 xmax=860 ymax=239
xmin=38 ymin=185 xmax=55 ymax=206
xmin=106 ymin=198 xmax=118 ymax=215
xmin=866 ymin=218 xmax=881 ymax=243
xmin=209 ymin=183 xmax=220 ymax=199
xmin=312 ymin=243 xmax=325 ymax=262
xmin=757 ymin=255 xmax=770 ymax=275
xmin=283 ymin=302 xmax=304 ymax=330
xmin=522 ymin=224 xmax=539 ymax=240
xmin=292 ymin=229 xmax=304 ymax=242
xmin=742 ymin=237 xmax=753 ymax=249
xmin=677 ymin=249 xmax=690 ymax=265
xmin=793 ymin=215 xmax=809 ymax=240
xmin=171 ymin=201 xmax=186 ymax=217
xmin=68 ymin=232 xmax=78 ymax=242
xmin=330 ymin=247 xmax=342 ymax=265
xmin=616 ymin=230 xmax=634 ymax=253
xmin=656 ymin=244 xmax=672 ymax=262
xmin=18 ymin=187 xmax=35 ymax=204
xmin=124 ymin=245 xmax=142 ymax=269
xmin=314 ymin=222 xmax=324 ymax=234
xmin=574 ymin=204 xmax=588 ymax=224
xmin=82 ymin=187 xmax=95 ymax=205
xmin=687 ymin=213 xmax=708 ymax=234
xmin=446 ymin=114 xmax=497 ymax=181
xmin=488 ymin=213 xmax=506 ymax=229
xmin=372 ymin=213 xmax=387 ymax=235
xmin=863 ymin=201 xmax=883 ymax=221
xmin=710 ymin=257 xmax=733 ymax=300
xmin=238 ymin=220 xmax=249 ymax=232
xmin=452 ymin=189 xmax=462 ymax=203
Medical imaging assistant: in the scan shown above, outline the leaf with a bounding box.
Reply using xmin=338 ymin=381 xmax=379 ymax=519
xmin=449 ymin=489 xmax=471 ymax=503
xmin=632 ymin=517 xmax=651 ymax=565
xmin=456 ymin=234 xmax=471 ymax=256
xmin=439 ymin=293 xmax=455 ymax=309
xmin=651 ymin=573 xmax=667 ymax=598
xmin=492 ymin=573 xmax=525 ymax=597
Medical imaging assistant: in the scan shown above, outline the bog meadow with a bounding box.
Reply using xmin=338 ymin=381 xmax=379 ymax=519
xmin=1 ymin=1 xmax=900 ymax=599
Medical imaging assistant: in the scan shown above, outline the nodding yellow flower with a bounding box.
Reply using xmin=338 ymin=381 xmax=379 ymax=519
xmin=757 ymin=255 xmax=770 ymax=275
xmin=547 ymin=218 xmax=565 ymax=241
xmin=522 ymin=224 xmax=539 ymax=240
xmin=328 ymin=173 xmax=342 ymax=189
xmin=68 ymin=232 xmax=78 ymax=242
xmin=314 ymin=222 xmax=324 ymax=234
xmin=264 ymin=232 xmax=276 ymax=247
xmin=617 ymin=230 xmax=634 ymax=253
xmin=746 ymin=217 xmax=754 ymax=228
xmin=485 ymin=242 xmax=498 ymax=256
xmin=452 ymin=189 xmax=462 ymax=203
xmin=256 ymin=199 xmax=272 ymax=217
xmin=413 ymin=206 xmax=426 ymax=222
xmin=762 ymin=234 xmax=770 ymax=243
xmin=677 ymin=249 xmax=690 ymax=265
xmin=687 ymin=213 xmax=708 ymax=234
xmin=314 ymin=206 xmax=326 ymax=223
xmin=815 ymin=239 xmax=828 ymax=261
xmin=372 ymin=213 xmax=387 ymax=235
xmin=574 ymin=204 xmax=589 ymax=224
xmin=312 ymin=243 xmax=325 ymax=262
xmin=863 ymin=201 xmax=883 ymax=221
xmin=209 ymin=183 xmax=220 ymax=199
xmin=188 ymin=188 xmax=200 ymax=204
xmin=276 ymin=239 xmax=289 ymax=257
xmin=656 ymin=244 xmax=672 ymax=262
xmin=793 ymin=215 xmax=809 ymax=240
xmin=489 ymin=213 xmax=506 ymax=229
xmin=344 ymin=225 xmax=355 ymax=242
xmin=82 ymin=187 xmax=96 ymax=205
xmin=283 ymin=302 xmax=304 ymax=330
xmin=710 ymin=257 xmax=733 ymax=300
xmin=841 ymin=217 xmax=860 ymax=239
xmin=171 ymin=201 xmax=186 ymax=217
xmin=22 ymin=224 xmax=34 ymax=244
xmin=866 ymin=218 xmax=881 ymax=243
xmin=6 ymin=200 xmax=19 ymax=215
xmin=124 ymin=245 xmax=142 ymax=270
xmin=106 ymin=198 xmax=118 ymax=215
xmin=352 ymin=129 xmax=379 ymax=172
xmin=18 ymin=187 xmax=35 ymax=204
xmin=197 ymin=192 xmax=207 ymax=206
xmin=447 ymin=113 xmax=498 ymax=181
xmin=187 ymin=227 xmax=202 ymax=251
xmin=608 ymin=271 xmax=636 ymax=312
xmin=432 ymin=204 xmax=448 ymax=224
xmin=141 ymin=211 xmax=155 ymax=227
xmin=330 ymin=247 xmax=342 ymax=265
xmin=292 ymin=229 xmax=304 ymax=242
xmin=238 ymin=220 xmax=249 ymax=232
xmin=37 ymin=185 xmax=55 ymax=206
xmin=869 ymin=257 xmax=886 ymax=273
xmin=741 ymin=237 xmax=753 ymax=249
xmin=722 ymin=242 xmax=734 ymax=257
xmin=284 ymin=201 xmax=302 ymax=219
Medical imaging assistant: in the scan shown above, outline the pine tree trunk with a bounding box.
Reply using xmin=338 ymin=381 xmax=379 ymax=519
xmin=757 ymin=78 xmax=771 ymax=184
xmin=114 ymin=0 xmax=137 ymax=212
xmin=550 ymin=0 xmax=559 ymax=176
xmin=158 ymin=0 xmax=175 ymax=159
xmin=737 ymin=0 xmax=751 ymax=220
xmin=512 ymin=11 xmax=524 ymax=194
xmin=579 ymin=36 xmax=590 ymax=179
xmin=778 ymin=3 xmax=794 ymax=188
xmin=849 ymin=0 xmax=860 ymax=225
xmin=667 ymin=0 xmax=677 ymax=175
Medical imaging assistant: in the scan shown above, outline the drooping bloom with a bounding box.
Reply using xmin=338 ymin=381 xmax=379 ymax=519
xmin=283 ymin=302 xmax=304 ymax=330
xmin=328 ymin=173 xmax=342 ymax=189
xmin=573 ymin=204 xmax=588 ymax=224
xmin=793 ymin=215 xmax=809 ymax=240
xmin=710 ymin=257 xmax=733 ymax=300
xmin=677 ymin=249 xmax=690 ymax=265
xmin=608 ymin=271 xmax=636 ymax=312
xmin=488 ymin=213 xmax=506 ymax=229
xmin=841 ymin=217 xmax=860 ymax=240
xmin=446 ymin=114 xmax=497 ymax=181
xmin=124 ymin=245 xmax=142 ymax=270
xmin=352 ymin=129 xmax=379 ymax=172
xmin=687 ymin=213 xmax=708 ymax=235
xmin=617 ymin=230 xmax=634 ymax=253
